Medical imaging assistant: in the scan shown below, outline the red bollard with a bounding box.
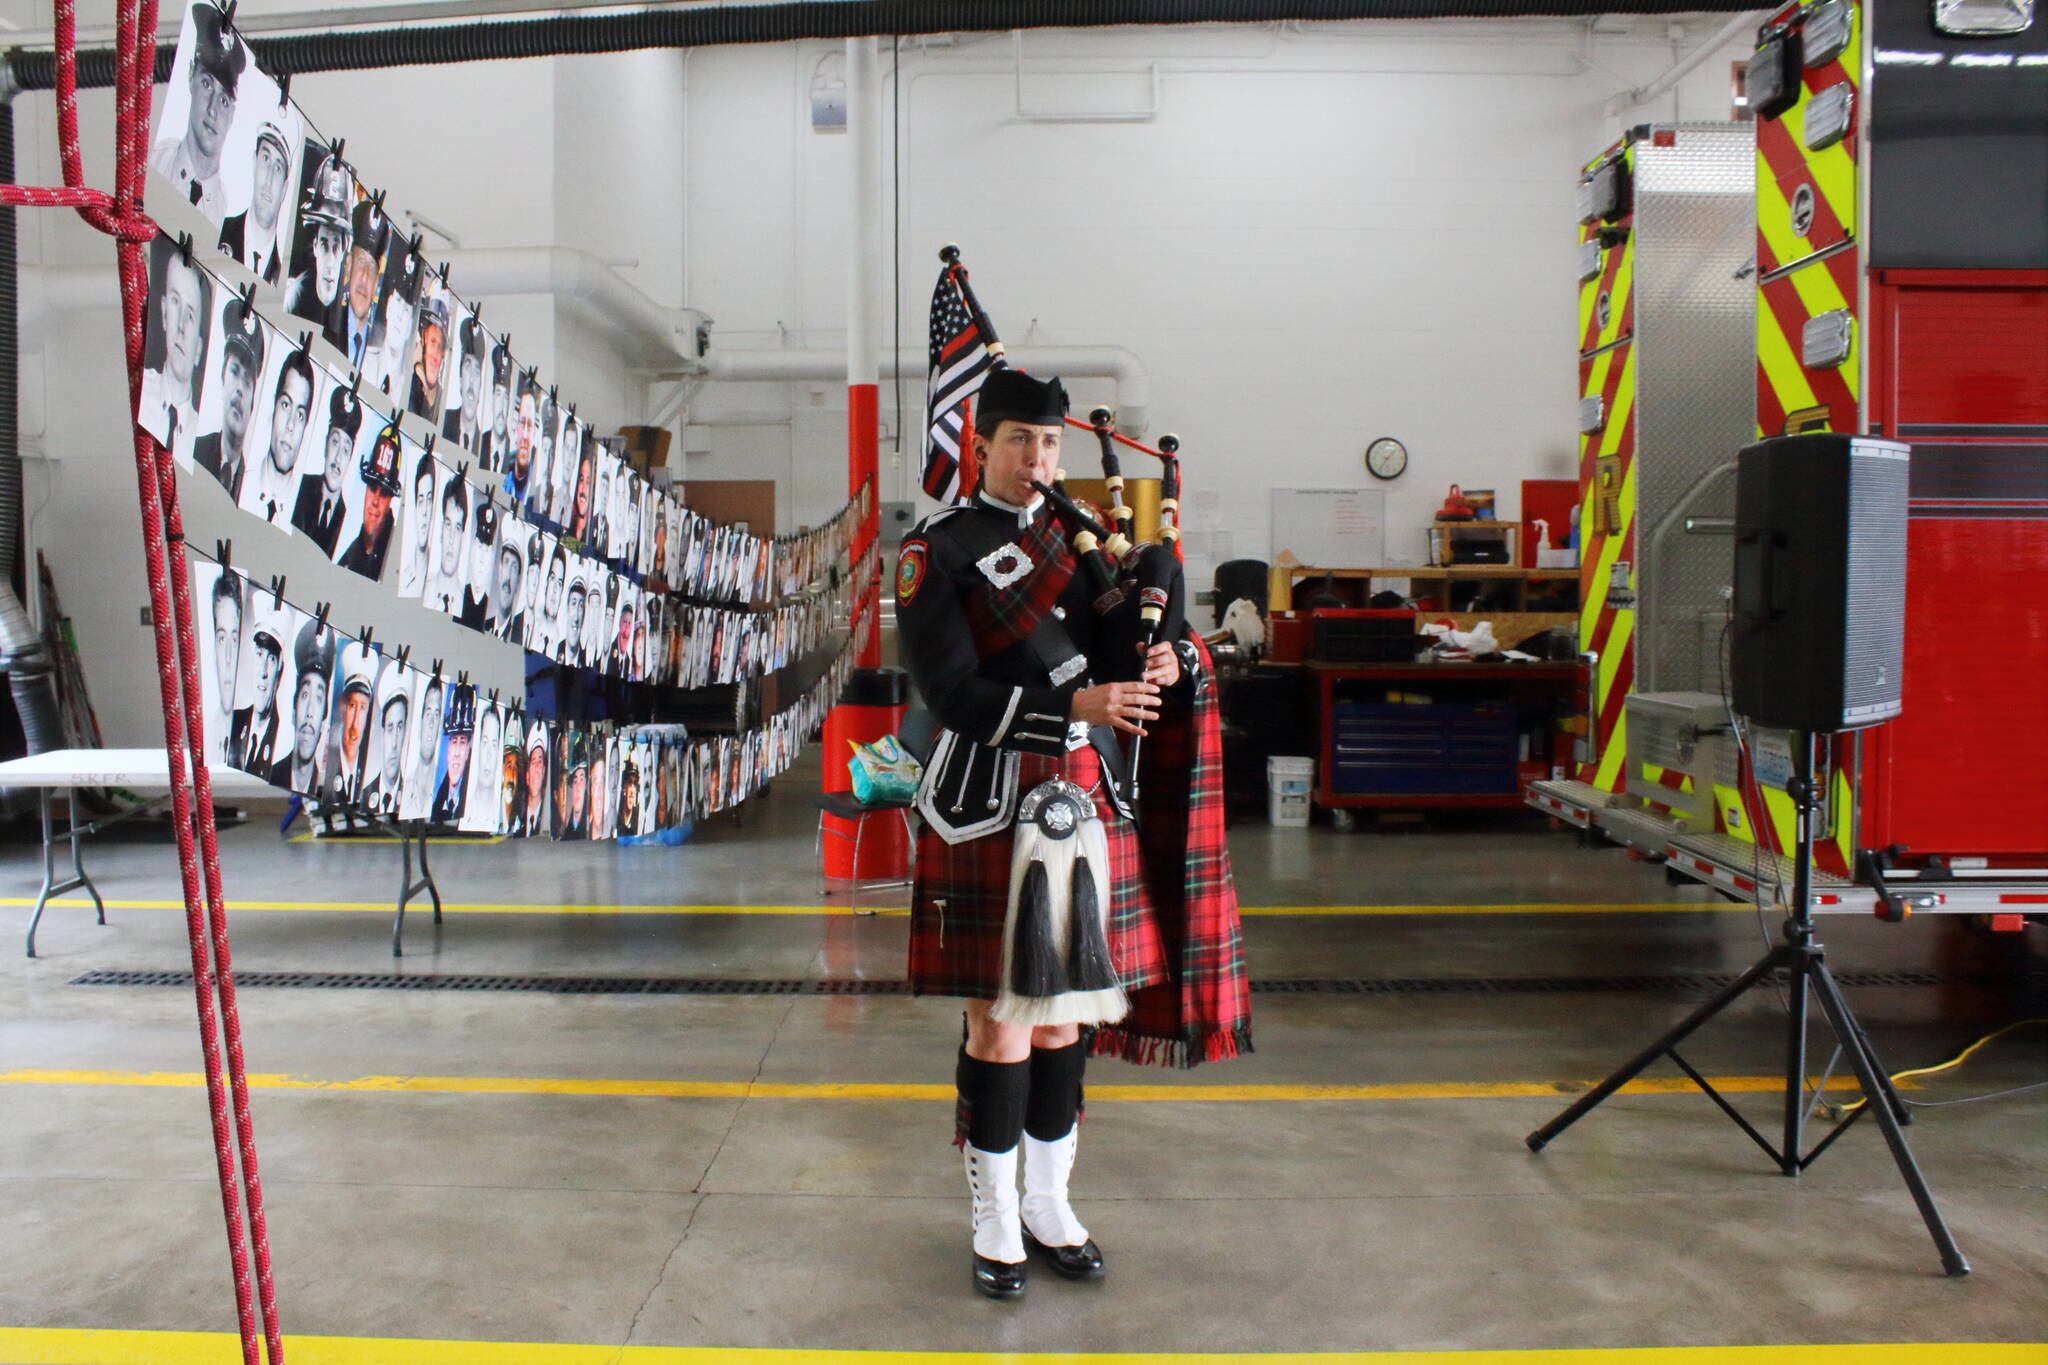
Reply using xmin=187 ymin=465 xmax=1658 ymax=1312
xmin=822 ymin=668 xmax=910 ymax=880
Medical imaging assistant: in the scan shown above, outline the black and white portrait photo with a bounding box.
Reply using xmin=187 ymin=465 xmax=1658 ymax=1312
xmin=239 ymin=343 xmax=320 ymax=528
xmin=284 ymin=145 xmax=352 ymax=340
xmin=150 ymin=2 xmax=254 ymax=224
xmin=217 ymin=108 xmax=303 ymax=286
xmin=457 ymin=491 xmax=498 ymax=633
xmin=140 ymin=234 xmax=214 ymax=469
xmin=478 ymin=341 xmax=513 ymax=473
xmin=368 ymin=246 xmax=422 ymax=400
xmin=291 ymin=382 xmax=363 ymax=556
xmin=272 ymin=613 xmax=334 ymax=796
xmin=440 ymin=309 xmax=486 ymax=452
xmin=361 ymin=661 xmax=413 ymax=817
xmin=395 ymin=445 xmax=438 ymax=600
xmin=194 ymin=562 xmax=244 ymax=769
xmin=425 ymin=462 xmax=469 ymax=617
xmin=398 ymin=671 xmax=445 ymax=824
xmin=226 ymin=591 xmax=289 ymax=777
xmin=193 ymin=294 xmax=268 ymax=505
xmin=407 ymin=272 xmax=452 ymax=425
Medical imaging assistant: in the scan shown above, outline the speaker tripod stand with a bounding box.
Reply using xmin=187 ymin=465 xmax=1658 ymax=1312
xmin=1525 ymin=731 xmax=1970 ymax=1277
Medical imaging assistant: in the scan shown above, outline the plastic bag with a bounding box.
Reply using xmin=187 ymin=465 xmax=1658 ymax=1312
xmin=848 ymin=734 xmax=921 ymax=804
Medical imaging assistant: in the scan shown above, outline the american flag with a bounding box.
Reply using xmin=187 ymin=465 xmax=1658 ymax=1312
xmin=922 ymin=268 xmax=996 ymax=504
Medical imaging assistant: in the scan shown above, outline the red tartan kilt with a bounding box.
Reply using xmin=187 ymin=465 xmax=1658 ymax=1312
xmin=909 ymin=742 xmax=1168 ymax=1001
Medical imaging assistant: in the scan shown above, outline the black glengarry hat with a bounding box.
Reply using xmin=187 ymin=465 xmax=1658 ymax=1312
xmin=973 ymin=367 xmax=1067 ymax=431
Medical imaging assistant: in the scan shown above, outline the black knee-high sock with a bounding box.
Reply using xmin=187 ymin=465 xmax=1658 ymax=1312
xmin=1024 ymin=1039 xmax=1087 ymax=1142
xmin=955 ymin=1047 xmax=1029 ymax=1152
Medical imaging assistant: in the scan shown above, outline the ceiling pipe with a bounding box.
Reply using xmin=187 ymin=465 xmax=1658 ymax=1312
xmin=690 ymin=344 xmax=1153 ymax=438
xmin=1606 ymin=9 xmax=1763 ymax=115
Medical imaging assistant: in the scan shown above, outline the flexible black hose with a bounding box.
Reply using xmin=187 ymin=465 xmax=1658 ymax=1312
xmin=8 ymin=0 xmax=1759 ymax=89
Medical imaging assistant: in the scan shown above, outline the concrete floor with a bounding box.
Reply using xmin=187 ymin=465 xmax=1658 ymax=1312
xmin=2 ymin=748 xmax=2045 ymax=1358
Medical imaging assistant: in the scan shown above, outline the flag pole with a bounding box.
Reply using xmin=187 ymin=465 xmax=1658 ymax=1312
xmin=939 ymin=244 xmax=1006 ymax=500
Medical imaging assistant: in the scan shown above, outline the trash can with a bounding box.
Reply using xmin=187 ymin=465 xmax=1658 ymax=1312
xmin=821 ymin=668 xmax=911 ymax=879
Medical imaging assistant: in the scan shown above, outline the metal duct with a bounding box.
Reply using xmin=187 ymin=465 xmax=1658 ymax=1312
xmin=0 ymin=98 xmax=68 ymax=772
xmin=7 ymin=0 xmax=1766 ymax=89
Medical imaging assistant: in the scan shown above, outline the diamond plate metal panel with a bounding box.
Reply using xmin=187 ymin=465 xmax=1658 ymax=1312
xmin=1630 ymin=123 xmax=1757 ymax=695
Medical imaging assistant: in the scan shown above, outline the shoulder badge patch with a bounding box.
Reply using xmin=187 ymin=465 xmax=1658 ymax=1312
xmin=896 ymin=541 xmax=928 ymax=604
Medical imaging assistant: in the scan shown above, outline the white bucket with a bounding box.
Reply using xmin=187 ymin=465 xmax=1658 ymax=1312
xmin=1267 ymin=756 xmax=1314 ymax=826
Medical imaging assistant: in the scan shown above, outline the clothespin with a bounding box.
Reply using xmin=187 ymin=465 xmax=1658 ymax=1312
xmin=350 ymin=369 xmax=363 ymax=395
xmin=431 ymin=658 xmax=444 ymax=680
xmin=176 ymin=232 xmax=194 ymax=265
xmin=423 ymin=434 xmax=436 ymax=460
xmin=455 ymin=460 xmax=469 ymax=482
xmin=487 ymin=687 xmax=501 ymax=706
xmin=329 ymin=138 xmax=345 ymax=163
xmin=548 ymin=384 xmax=558 ymax=406
xmin=471 ymin=300 xmax=482 ymax=325
xmin=277 ymin=73 xmax=291 ymax=106
xmin=313 ymin=601 xmax=332 ymax=632
xmin=220 ymin=0 xmax=238 ymax=28
xmin=501 ymin=332 xmax=512 ymax=353
xmin=296 ymin=330 xmax=312 ymax=355
xmin=396 ymin=644 xmax=413 ymax=670
xmin=409 ymin=231 xmax=424 ymax=258
xmin=215 ymin=539 xmax=232 ymax=575
xmin=438 ymin=262 xmax=450 ymax=289
xmin=269 ymin=575 xmax=286 ymax=609
xmin=359 ymin=625 xmax=375 ymax=650
xmin=371 ymin=188 xmax=387 ymax=214
xmin=237 ymin=279 xmax=257 ymax=312
xmin=457 ymin=669 xmax=471 ymax=688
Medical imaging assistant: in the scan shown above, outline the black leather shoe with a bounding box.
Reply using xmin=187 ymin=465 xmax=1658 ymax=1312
xmin=972 ymin=1254 xmax=1027 ymax=1300
xmin=1024 ymin=1229 xmax=1105 ymax=1280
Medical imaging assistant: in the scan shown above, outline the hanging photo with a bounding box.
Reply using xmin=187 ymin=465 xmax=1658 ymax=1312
xmin=283 ymin=143 xmax=353 ymax=344
xmin=425 ymin=460 xmax=469 ymax=617
xmin=520 ymin=720 xmax=551 ymax=838
xmin=460 ymin=699 xmax=504 ymax=834
xmin=525 ymin=390 xmax=559 ymax=525
xmin=397 ymin=671 xmax=445 ymax=823
xmin=193 ymin=292 xmax=269 ymax=504
xmin=335 ymin=197 xmax=391 ymax=370
xmin=512 ymin=526 xmax=547 ymax=651
xmin=429 ymin=683 xmax=476 ymax=826
xmin=535 ymin=536 xmax=570 ymax=660
xmin=140 ymin=235 xmax=214 ymax=468
xmin=394 ymin=440 xmax=439 ymax=599
xmin=492 ymin=519 xmax=535 ymax=646
xmin=150 ymin=1 xmax=269 ymax=227
xmin=504 ymin=373 xmax=543 ymax=508
xmin=361 ymin=659 xmax=412 ymax=817
xmin=227 ymin=586 xmax=290 ymax=779
xmin=552 ymin=727 xmax=584 ymax=841
xmin=478 ymin=341 xmax=514 ymax=473
xmin=325 ymin=638 xmax=381 ymax=808
xmin=274 ymin=612 xmax=336 ymax=796
xmin=611 ymin=582 xmax=639 ymax=681
xmin=638 ymin=479 xmax=658 ymax=580
xmin=456 ymin=488 xmax=500 ymax=632
xmin=406 ymin=269 xmax=454 ymax=425
xmin=589 ymin=570 xmax=618 ymax=674
xmin=587 ymin=734 xmax=613 ymax=842
xmin=217 ymin=103 xmax=303 ymax=288
xmin=496 ymin=712 xmax=526 ymax=837
xmin=440 ymin=308 xmax=486 ymax=451
xmin=587 ymin=454 xmax=614 ymax=560
xmin=561 ymin=560 xmax=591 ymax=668
xmin=239 ymin=340 xmax=320 ymax=529
xmin=367 ymin=246 xmax=423 ymax=401
xmin=194 ymin=560 xmax=246 ymax=771
xmin=548 ymin=410 xmax=581 ymax=529
xmin=334 ymin=418 xmax=404 ymax=582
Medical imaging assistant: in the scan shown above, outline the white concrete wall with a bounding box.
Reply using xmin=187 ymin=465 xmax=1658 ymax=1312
xmin=11 ymin=14 xmax=1756 ymax=743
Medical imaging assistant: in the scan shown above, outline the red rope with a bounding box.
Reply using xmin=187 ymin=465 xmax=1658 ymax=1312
xmin=36 ymin=0 xmax=282 ymax=1358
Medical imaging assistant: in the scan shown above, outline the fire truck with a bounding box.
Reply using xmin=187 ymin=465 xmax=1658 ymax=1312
xmin=1528 ymin=0 xmax=2048 ymax=930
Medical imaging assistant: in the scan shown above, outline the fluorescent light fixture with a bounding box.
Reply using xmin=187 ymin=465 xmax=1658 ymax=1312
xmin=1579 ymin=240 xmax=1604 ymax=283
xmin=1804 ymin=82 xmax=1855 ymax=149
xmin=1934 ymin=0 xmax=2034 ymax=34
xmin=1875 ymin=48 xmax=1947 ymax=62
xmin=1803 ymin=0 xmax=1855 ymax=65
xmin=1578 ymin=395 xmax=1605 ymax=434
xmin=1952 ymin=50 xmax=2017 ymax=63
xmin=1802 ymin=310 xmax=1855 ymax=369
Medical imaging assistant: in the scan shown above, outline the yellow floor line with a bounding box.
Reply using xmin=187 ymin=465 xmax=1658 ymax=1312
xmin=0 ymin=1329 xmax=2032 ymax=1365
xmin=0 ymin=896 xmax=1732 ymax=917
xmin=0 ymin=1068 xmax=1905 ymax=1103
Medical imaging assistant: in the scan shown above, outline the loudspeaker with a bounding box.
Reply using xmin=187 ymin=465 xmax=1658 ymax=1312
xmin=1732 ymin=434 xmax=1910 ymax=732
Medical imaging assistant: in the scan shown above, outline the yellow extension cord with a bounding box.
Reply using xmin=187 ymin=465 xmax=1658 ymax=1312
xmin=1836 ymin=1017 xmax=2048 ymax=1116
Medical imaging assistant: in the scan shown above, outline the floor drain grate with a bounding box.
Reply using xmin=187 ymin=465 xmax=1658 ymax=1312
xmin=67 ymin=969 xmax=2044 ymax=997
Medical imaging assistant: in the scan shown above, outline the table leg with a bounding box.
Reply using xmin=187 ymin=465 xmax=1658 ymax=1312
xmin=25 ymin=787 xmax=106 ymax=958
xmin=390 ymin=821 xmax=445 ymax=957
xmin=72 ymin=799 xmax=106 ymax=925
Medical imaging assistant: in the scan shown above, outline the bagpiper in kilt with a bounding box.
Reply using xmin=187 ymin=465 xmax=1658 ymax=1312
xmin=894 ymin=367 xmax=1250 ymax=1302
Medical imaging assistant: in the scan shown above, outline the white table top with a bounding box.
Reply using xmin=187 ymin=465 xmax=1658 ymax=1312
xmin=0 ymin=747 xmax=276 ymax=796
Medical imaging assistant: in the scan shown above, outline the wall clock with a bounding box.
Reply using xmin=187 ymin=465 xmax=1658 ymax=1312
xmin=1365 ymin=437 xmax=1407 ymax=481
